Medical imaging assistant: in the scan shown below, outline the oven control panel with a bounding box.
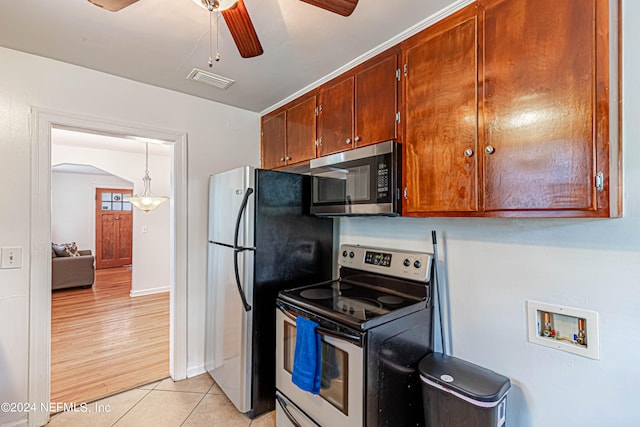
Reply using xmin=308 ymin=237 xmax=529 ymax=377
xmin=339 ymin=244 xmax=432 ymax=282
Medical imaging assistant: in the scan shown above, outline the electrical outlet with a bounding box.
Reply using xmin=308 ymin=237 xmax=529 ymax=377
xmin=1 ymin=247 xmax=23 ymax=269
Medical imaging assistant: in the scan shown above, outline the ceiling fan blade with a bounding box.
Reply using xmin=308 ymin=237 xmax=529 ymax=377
xmin=221 ymin=1 xmax=264 ymax=58
xmin=299 ymin=0 xmax=358 ymax=17
xmin=87 ymin=0 xmax=139 ymax=12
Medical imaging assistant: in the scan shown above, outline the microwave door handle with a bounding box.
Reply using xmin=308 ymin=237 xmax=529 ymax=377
xmin=233 ymin=187 xmax=254 ymax=312
xmin=275 ymin=394 xmax=304 ymax=427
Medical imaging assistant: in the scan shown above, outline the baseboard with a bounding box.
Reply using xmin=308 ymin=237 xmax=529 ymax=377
xmin=187 ymin=364 xmax=207 ymax=378
xmin=129 ymin=286 xmax=170 ymax=297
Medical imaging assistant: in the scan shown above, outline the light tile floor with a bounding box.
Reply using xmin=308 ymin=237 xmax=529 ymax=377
xmin=46 ymin=374 xmax=276 ymax=427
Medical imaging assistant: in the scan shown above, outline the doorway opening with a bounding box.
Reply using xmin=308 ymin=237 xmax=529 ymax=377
xmin=29 ymin=108 xmax=188 ymax=427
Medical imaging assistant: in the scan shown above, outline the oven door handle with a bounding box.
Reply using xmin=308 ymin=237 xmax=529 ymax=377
xmin=275 ymin=394 xmax=303 ymax=427
xmin=278 ymin=306 xmax=362 ymax=346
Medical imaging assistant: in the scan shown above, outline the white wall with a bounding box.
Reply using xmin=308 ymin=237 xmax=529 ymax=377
xmin=338 ymin=2 xmax=640 ymax=426
xmin=0 ymin=45 xmax=259 ymax=426
xmin=52 ymin=141 xmax=172 ymax=295
xmin=51 ymin=171 xmax=132 ymax=253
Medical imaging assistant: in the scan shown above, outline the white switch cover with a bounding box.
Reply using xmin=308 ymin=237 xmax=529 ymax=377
xmin=1 ymin=247 xmax=23 ymax=269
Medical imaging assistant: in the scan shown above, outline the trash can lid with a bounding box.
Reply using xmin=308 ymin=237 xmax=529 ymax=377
xmin=419 ymin=353 xmax=511 ymax=403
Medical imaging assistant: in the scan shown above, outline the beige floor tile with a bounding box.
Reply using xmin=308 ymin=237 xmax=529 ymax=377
xmin=207 ymin=382 xmax=224 ymax=395
xmin=137 ymin=379 xmax=164 ymax=390
xmin=155 ymin=373 xmax=214 ymax=393
xmin=113 ymin=390 xmax=204 ymax=427
xmin=46 ymin=388 xmax=149 ymax=427
xmin=250 ymin=410 xmax=276 ymax=427
xmin=182 ymin=394 xmax=251 ymax=427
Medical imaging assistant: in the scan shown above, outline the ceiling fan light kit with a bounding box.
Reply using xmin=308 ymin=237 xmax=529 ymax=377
xmin=86 ymin=0 xmax=139 ymax=12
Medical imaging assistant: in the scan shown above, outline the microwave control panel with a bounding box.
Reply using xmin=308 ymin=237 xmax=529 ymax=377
xmin=377 ymin=161 xmax=389 ymax=200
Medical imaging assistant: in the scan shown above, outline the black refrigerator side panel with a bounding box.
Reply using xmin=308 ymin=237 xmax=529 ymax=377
xmin=250 ymin=169 xmax=334 ymax=418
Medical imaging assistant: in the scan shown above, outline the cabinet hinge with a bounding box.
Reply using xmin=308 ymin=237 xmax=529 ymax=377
xmin=396 ymin=68 xmax=401 ymax=81
xmin=315 ymin=139 xmax=319 ymax=147
xmin=403 ymin=64 xmax=408 ymax=76
xmin=396 ymin=112 xmax=401 ymax=124
xmin=315 ymin=106 xmax=318 ymax=116
xmin=318 ymin=104 xmax=323 ymax=115
xmin=403 ymin=187 xmax=408 ymax=200
xmin=595 ymin=171 xmax=604 ymax=192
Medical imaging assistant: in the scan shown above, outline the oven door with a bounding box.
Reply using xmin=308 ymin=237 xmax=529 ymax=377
xmin=275 ymin=307 xmax=364 ymax=427
xmin=310 ymin=140 xmax=399 ymax=216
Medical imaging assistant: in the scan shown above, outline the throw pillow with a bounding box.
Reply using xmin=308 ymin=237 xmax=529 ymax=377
xmin=52 ymin=243 xmax=68 ymax=257
xmin=52 ymin=242 xmax=80 ymax=257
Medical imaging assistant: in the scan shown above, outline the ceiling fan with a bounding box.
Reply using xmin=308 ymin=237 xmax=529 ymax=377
xmin=87 ymin=0 xmax=359 ymax=59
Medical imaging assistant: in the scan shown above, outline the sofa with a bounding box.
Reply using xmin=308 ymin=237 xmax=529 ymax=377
xmin=51 ymin=246 xmax=95 ymax=290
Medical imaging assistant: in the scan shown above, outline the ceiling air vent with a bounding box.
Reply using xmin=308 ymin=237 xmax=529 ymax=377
xmin=187 ymin=68 xmax=235 ymax=90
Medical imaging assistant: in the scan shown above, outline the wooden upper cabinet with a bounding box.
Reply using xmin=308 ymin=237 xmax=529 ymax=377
xmin=354 ymin=51 xmax=399 ymax=148
xmin=480 ymin=0 xmax=603 ymax=213
xmin=318 ymin=49 xmax=400 ymax=156
xmin=261 ymin=111 xmax=286 ymax=170
xmin=403 ymin=5 xmax=479 ymax=214
xmin=318 ymin=76 xmax=354 ymax=156
xmin=286 ymin=95 xmax=317 ymax=165
xmin=403 ymin=0 xmax=619 ymax=217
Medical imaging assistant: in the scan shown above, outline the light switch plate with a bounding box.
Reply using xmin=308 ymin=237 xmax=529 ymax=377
xmin=1 ymin=247 xmax=23 ymax=269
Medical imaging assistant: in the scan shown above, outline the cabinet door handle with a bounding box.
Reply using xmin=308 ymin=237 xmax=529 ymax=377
xmin=464 ymin=149 xmax=474 ymax=157
xmin=346 ymin=138 xmax=352 ymax=145
xmin=354 ymin=136 xmax=361 ymax=143
xmin=285 ymin=156 xmax=291 ymax=161
xmin=485 ymin=145 xmax=495 ymax=155
xmin=279 ymin=157 xmax=285 ymax=162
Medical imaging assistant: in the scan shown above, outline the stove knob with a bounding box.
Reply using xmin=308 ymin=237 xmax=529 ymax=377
xmin=414 ymin=260 xmax=422 ymax=269
xmin=349 ymin=251 xmax=355 ymax=258
xmin=349 ymin=307 xmax=355 ymax=314
xmin=342 ymin=305 xmax=347 ymax=312
xmin=403 ymin=258 xmax=410 ymax=267
xmin=342 ymin=250 xmax=348 ymax=257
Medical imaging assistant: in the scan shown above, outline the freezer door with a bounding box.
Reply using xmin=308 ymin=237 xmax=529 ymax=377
xmin=208 ymin=166 xmax=255 ymax=248
xmin=206 ymin=242 xmax=254 ymax=413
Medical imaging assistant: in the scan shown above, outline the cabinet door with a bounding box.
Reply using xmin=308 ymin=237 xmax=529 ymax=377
xmin=261 ymin=111 xmax=286 ymax=169
xmin=403 ymin=6 xmax=478 ymax=214
xmin=354 ymin=52 xmax=398 ymax=147
xmin=286 ymin=96 xmax=317 ymax=165
xmin=480 ymin=0 xmax=597 ymax=211
xmin=317 ymin=76 xmax=354 ymax=156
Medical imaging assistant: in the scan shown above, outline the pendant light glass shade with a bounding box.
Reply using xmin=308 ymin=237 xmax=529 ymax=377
xmin=125 ymin=143 xmax=169 ymax=213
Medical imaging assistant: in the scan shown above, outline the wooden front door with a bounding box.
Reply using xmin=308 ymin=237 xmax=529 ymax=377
xmin=96 ymin=188 xmax=133 ymax=269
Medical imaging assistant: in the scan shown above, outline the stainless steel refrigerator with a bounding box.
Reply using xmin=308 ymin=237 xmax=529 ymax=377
xmin=206 ymin=166 xmax=334 ymax=418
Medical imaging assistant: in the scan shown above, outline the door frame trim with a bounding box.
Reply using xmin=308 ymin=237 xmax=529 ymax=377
xmin=29 ymin=107 xmax=188 ymax=427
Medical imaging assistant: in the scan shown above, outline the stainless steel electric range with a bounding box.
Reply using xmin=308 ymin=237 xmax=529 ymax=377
xmin=275 ymin=244 xmax=435 ymax=427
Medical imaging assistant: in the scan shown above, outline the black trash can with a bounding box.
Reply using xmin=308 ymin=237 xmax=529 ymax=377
xmin=419 ymin=353 xmax=511 ymax=427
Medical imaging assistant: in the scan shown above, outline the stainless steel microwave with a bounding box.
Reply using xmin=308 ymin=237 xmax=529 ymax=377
xmin=309 ymin=141 xmax=401 ymax=216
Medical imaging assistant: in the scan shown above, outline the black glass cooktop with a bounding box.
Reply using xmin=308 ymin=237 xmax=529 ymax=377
xmin=278 ymin=274 xmax=428 ymax=330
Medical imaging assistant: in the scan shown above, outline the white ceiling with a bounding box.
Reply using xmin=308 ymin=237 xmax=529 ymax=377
xmin=0 ymin=0 xmax=461 ymax=113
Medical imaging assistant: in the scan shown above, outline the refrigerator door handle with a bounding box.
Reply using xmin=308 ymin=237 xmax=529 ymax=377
xmin=233 ymin=187 xmax=254 ymax=312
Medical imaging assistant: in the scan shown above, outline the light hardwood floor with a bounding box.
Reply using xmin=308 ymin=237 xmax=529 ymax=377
xmin=51 ymin=266 xmax=169 ymax=405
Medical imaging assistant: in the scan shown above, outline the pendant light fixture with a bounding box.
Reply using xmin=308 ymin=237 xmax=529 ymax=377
xmin=125 ymin=142 xmax=169 ymax=212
